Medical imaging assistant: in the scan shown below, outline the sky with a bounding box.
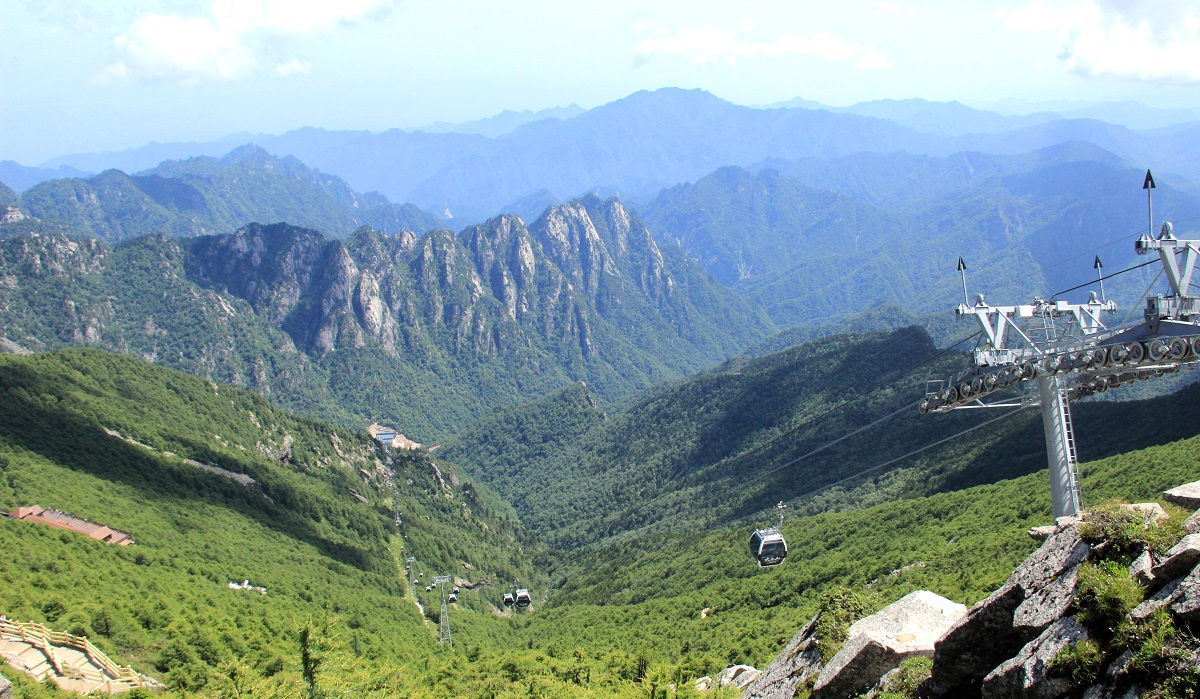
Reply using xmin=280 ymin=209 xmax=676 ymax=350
xmin=4 ymin=0 xmax=1200 ymax=165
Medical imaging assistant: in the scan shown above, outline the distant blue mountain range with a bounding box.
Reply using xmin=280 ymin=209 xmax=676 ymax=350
xmin=12 ymin=89 xmax=1200 ymax=227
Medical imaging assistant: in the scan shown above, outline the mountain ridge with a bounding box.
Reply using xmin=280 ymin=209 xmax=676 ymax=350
xmin=0 ymin=196 xmax=772 ymax=439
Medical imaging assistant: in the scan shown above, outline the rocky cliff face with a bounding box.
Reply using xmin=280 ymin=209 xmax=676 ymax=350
xmin=0 ymin=198 xmax=771 ymax=437
xmin=185 ymin=197 xmax=770 ymax=373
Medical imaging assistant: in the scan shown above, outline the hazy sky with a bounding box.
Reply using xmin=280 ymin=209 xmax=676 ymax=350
xmin=5 ymin=0 xmax=1200 ymax=164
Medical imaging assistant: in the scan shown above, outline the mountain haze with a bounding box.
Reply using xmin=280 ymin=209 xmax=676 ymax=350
xmin=13 ymin=146 xmax=441 ymax=242
xmin=642 ymin=150 xmax=1200 ymax=327
xmin=29 ymin=89 xmax=1200 ymax=229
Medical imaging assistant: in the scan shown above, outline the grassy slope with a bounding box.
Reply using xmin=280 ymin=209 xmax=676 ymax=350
xmin=1 ymin=347 xmax=1198 ymax=697
xmin=514 ymin=430 xmax=1200 ymax=674
xmin=0 ymin=348 xmax=541 ymax=694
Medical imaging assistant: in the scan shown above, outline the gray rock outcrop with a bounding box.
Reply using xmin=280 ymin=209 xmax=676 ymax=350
xmin=812 ymin=591 xmax=965 ymax=698
xmin=1164 ymin=481 xmax=1200 ymax=509
xmin=1151 ymin=533 xmax=1200 ymax=581
xmin=1169 ymin=564 xmax=1200 ymax=621
xmin=0 ymin=672 xmax=11 ymax=699
xmin=716 ymin=664 xmax=761 ymax=689
xmin=1130 ymin=550 xmax=1154 ymax=586
xmin=741 ymin=616 xmax=823 ymax=699
xmin=928 ymin=522 xmax=1090 ymax=697
xmin=980 ymin=616 xmax=1088 ymax=698
xmin=1183 ymin=509 xmax=1200 ymax=535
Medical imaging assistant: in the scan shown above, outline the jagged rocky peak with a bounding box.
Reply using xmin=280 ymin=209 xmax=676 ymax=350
xmin=460 ymin=214 xmax=539 ymax=319
xmin=607 ymin=200 xmax=673 ymax=300
xmin=304 ymin=240 xmax=362 ymax=355
xmin=186 ymin=222 xmax=330 ymax=325
xmin=0 ymin=231 xmax=108 ymax=277
xmin=531 ymin=197 xmax=618 ymax=296
xmin=345 ymin=225 xmax=419 ymax=267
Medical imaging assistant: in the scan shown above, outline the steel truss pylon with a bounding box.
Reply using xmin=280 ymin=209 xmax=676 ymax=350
xmin=434 ymin=575 xmax=452 ymax=646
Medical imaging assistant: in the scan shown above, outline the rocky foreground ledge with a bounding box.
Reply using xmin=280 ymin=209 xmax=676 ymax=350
xmin=741 ymin=480 xmax=1200 ymax=699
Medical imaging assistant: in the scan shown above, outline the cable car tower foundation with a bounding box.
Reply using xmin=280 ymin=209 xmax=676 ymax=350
xmin=921 ymin=172 xmax=1200 ymax=519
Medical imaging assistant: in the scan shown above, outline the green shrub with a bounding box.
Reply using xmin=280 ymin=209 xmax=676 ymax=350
xmin=1048 ymin=637 xmax=1102 ymax=688
xmin=875 ymin=655 xmax=932 ymax=698
xmin=1120 ymin=607 xmax=1177 ymax=672
xmin=1074 ymin=560 xmax=1145 ymax=638
xmin=1080 ymin=501 xmax=1187 ymax=563
xmin=812 ymin=587 xmax=876 ymax=662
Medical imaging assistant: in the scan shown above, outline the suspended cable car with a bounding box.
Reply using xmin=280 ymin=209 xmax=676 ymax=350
xmin=515 ymin=588 xmax=531 ymax=608
xmin=448 ymin=593 xmax=457 ymax=603
xmin=452 ymin=586 xmax=460 ymax=594
xmin=749 ymin=502 xmax=788 ymax=567
xmin=502 ymin=592 xmax=515 ymax=607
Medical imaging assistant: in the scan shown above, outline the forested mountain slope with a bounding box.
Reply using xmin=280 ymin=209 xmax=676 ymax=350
xmin=0 ymin=196 xmax=771 ymax=439
xmin=10 ymin=145 xmax=441 ymax=242
xmin=514 ymin=427 xmax=1200 ymax=674
xmin=4 ymin=346 xmax=1197 ymax=697
xmin=641 ymin=151 xmax=1200 ymax=327
xmin=0 ymin=348 xmax=538 ymax=694
xmin=445 ymin=327 xmax=1200 ymax=549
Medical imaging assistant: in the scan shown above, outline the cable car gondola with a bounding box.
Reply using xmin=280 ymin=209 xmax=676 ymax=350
xmin=515 ymin=588 xmax=531 ymax=608
xmin=502 ymin=592 xmax=515 ymax=607
xmin=448 ymin=593 xmax=457 ymax=603
xmin=452 ymin=586 xmax=460 ymax=594
xmin=749 ymin=502 xmax=788 ymax=567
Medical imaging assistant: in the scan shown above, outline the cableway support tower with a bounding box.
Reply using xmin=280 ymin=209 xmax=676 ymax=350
xmin=922 ymin=171 xmax=1200 ymax=518
xmin=433 ymin=575 xmax=453 ymax=646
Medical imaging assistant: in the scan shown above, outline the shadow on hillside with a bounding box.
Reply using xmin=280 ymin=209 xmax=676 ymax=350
xmin=0 ymin=364 xmax=382 ymax=573
xmin=943 ymin=381 xmax=1200 ymax=494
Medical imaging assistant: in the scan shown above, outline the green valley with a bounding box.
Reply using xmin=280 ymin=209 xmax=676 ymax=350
xmin=3 ymin=344 xmax=1200 ymax=698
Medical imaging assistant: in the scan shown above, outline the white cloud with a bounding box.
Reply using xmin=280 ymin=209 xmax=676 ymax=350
xmin=998 ymin=0 xmax=1200 ymax=83
xmin=100 ymin=0 xmax=396 ymax=85
xmin=273 ymin=59 xmax=311 ymax=76
xmin=634 ymin=25 xmax=892 ymax=69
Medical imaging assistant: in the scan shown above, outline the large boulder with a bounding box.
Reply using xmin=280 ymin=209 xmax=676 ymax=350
xmin=717 ymin=664 xmax=761 ymax=689
xmin=1163 ymin=481 xmax=1200 ymax=510
xmin=1151 ymin=534 xmax=1200 ymax=581
xmin=928 ymin=523 xmax=1090 ymax=698
xmin=741 ymin=616 xmax=823 ymax=699
xmin=0 ymin=672 xmax=10 ymax=699
xmin=1170 ymin=564 xmax=1200 ymax=621
xmin=1183 ymin=510 xmax=1200 ymax=535
xmin=980 ymin=616 xmax=1088 ymax=698
xmin=811 ymin=591 xmax=965 ymax=698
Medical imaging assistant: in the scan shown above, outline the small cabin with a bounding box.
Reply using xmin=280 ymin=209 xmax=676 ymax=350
xmin=367 ymin=424 xmax=397 ymax=444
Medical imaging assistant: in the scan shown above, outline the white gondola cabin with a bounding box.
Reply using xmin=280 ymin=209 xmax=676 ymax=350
xmin=502 ymin=592 xmax=515 ymax=607
xmin=515 ymin=588 xmax=531 ymax=608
